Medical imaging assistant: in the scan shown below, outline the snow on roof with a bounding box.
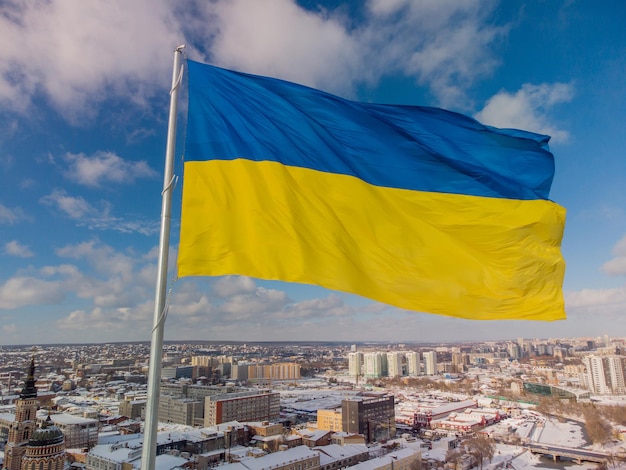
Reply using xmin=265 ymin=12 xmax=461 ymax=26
xmin=298 ymin=429 xmax=330 ymax=441
xmin=219 ymin=463 xmax=249 ymax=470
xmin=0 ymin=412 xmax=15 ymax=423
xmin=89 ymin=444 xmax=139 ymax=461
xmin=435 ymin=416 xmax=482 ymax=427
xmin=39 ymin=412 xmax=98 ymax=425
xmin=228 ymin=445 xmax=318 ymax=470
xmin=97 ymin=432 xmax=141 ymax=446
xmin=313 ymin=443 xmax=368 ymax=460
xmin=349 ymin=447 xmax=420 ymax=470
xmin=154 ymin=454 xmax=189 ymax=470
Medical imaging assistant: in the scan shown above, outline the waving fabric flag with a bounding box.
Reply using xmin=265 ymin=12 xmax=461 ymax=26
xmin=178 ymin=60 xmax=566 ymax=321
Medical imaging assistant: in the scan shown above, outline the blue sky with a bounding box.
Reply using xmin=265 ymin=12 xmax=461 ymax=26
xmin=1 ymin=0 xmax=626 ymax=345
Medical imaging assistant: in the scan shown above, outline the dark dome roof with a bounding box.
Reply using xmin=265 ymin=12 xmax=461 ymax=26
xmin=29 ymin=419 xmax=64 ymax=447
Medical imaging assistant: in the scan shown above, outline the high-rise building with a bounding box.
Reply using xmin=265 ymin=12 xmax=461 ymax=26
xmin=386 ymin=352 xmax=403 ymax=378
xmin=423 ymin=351 xmax=437 ymax=376
xmin=191 ymin=355 xmax=214 ymax=367
xmin=405 ymin=352 xmax=421 ymax=376
xmin=363 ymin=353 xmax=384 ymax=378
xmin=381 ymin=353 xmax=389 ymax=377
xmin=451 ymin=353 xmax=469 ymax=373
xmin=256 ymin=363 xmax=301 ymax=380
xmin=582 ymin=355 xmax=626 ymax=395
xmin=508 ymin=343 xmax=521 ymax=359
xmin=607 ymin=356 xmax=626 ymax=395
xmin=348 ymin=352 xmax=364 ymax=377
xmin=231 ymin=362 xmax=250 ymax=381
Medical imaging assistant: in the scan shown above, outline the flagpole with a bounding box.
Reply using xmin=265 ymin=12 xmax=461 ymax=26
xmin=141 ymin=44 xmax=185 ymax=470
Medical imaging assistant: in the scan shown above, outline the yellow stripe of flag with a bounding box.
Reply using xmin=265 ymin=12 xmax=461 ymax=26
xmin=179 ymin=159 xmax=566 ymax=320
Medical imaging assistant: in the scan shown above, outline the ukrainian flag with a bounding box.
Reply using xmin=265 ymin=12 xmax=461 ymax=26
xmin=178 ymin=60 xmax=566 ymax=321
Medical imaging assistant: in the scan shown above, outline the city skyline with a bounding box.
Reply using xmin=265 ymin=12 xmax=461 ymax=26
xmin=1 ymin=1 xmax=626 ymax=345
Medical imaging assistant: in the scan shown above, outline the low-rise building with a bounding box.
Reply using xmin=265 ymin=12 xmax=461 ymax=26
xmin=314 ymin=444 xmax=369 ymax=470
xmin=317 ymin=409 xmax=342 ymax=432
xmin=349 ymin=447 xmax=420 ymax=470
xmin=221 ymin=445 xmax=320 ymax=470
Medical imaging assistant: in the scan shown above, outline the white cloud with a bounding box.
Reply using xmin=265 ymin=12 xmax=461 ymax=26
xmin=206 ymin=0 xmax=506 ymax=106
xmin=52 ymin=301 xmax=153 ymax=343
xmin=87 ymin=217 xmax=159 ymax=236
xmin=40 ymin=189 xmax=97 ymax=219
xmin=371 ymin=0 xmax=506 ymax=107
xmin=208 ymin=0 xmax=361 ymax=95
xmin=367 ymin=0 xmax=409 ymax=16
xmin=601 ymin=234 xmax=626 ymax=276
xmin=40 ymin=189 xmax=158 ymax=235
xmin=279 ymin=294 xmax=352 ymax=320
xmin=475 ymin=83 xmax=573 ymax=142
xmin=0 ymin=0 xmax=189 ymax=120
xmin=0 ymin=276 xmax=65 ymax=309
xmin=610 ymin=235 xmax=626 ymax=257
xmin=0 ymin=1 xmax=508 ymax=119
xmin=564 ymin=285 xmax=626 ymax=309
xmin=54 ymin=240 xmax=156 ymax=308
xmin=157 ymin=277 xmax=351 ymax=337
xmin=0 ymin=202 xmax=25 ymax=224
xmin=219 ymin=287 xmax=289 ymax=319
xmin=0 ymin=241 xmax=157 ymax=314
xmin=212 ymin=276 xmax=257 ymax=298
xmin=57 ymin=240 xmax=134 ymax=277
xmin=602 ymin=258 xmax=626 ymax=277
xmin=63 ymin=151 xmax=157 ymax=187
xmin=4 ymin=240 xmax=34 ymax=258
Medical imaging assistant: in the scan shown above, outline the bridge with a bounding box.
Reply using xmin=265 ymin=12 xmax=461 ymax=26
xmin=527 ymin=443 xmax=609 ymax=464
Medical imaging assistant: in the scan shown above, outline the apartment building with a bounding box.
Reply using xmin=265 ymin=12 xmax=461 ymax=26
xmin=204 ymin=390 xmax=280 ymax=426
xmin=582 ymin=355 xmax=626 ymax=395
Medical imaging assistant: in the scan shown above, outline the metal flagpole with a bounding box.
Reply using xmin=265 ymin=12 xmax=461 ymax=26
xmin=141 ymin=44 xmax=185 ymax=470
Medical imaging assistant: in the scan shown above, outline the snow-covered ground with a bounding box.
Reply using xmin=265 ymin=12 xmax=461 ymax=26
xmin=485 ymin=416 xmax=626 ymax=470
xmin=533 ymin=416 xmax=587 ymax=447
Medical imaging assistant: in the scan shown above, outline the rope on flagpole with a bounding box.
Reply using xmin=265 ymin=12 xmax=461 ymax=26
xmin=162 ymin=174 xmax=178 ymax=196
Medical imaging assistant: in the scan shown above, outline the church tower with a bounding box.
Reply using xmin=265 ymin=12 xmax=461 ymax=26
xmin=4 ymin=358 xmax=39 ymax=470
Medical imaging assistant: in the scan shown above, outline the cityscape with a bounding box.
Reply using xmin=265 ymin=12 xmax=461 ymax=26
xmin=1 ymin=336 xmax=626 ymax=470
xmin=2 ymin=2 xmax=626 ymax=470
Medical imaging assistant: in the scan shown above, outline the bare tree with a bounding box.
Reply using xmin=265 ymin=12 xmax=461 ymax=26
xmin=583 ymin=405 xmax=611 ymax=445
xmin=445 ymin=447 xmax=464 ymax=470
xmin=463 ymin=436 xmax=495 ymax=470
xmin=409 ymin=453 xmax=423 ymax=470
